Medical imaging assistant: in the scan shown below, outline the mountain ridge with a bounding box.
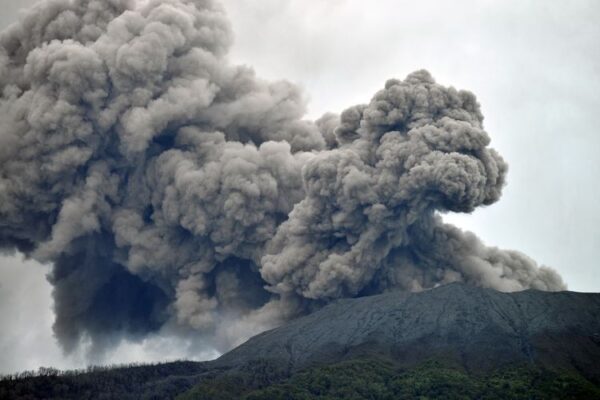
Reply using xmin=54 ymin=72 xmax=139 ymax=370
xmin=216 ymin=282 xmax=600 ymax=379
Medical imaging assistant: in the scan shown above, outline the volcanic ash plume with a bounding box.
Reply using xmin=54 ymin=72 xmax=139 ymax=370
xmin=0 ymin=0 xmax=565 ymax=355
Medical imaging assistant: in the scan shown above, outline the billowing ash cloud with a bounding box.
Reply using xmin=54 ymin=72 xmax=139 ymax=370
xmin=0 ymin=0 xmax=565 ymax=355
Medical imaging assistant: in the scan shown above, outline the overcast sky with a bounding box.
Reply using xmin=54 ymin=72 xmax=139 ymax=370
xmin=1 ymin=0 xmax=599 ymax=374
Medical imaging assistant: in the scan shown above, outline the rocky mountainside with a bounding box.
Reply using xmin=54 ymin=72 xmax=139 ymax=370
xmin=217 ymin=283 xmax=600 ymax=377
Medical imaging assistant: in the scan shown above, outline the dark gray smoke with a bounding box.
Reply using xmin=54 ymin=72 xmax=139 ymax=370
xmin=0 ymin=0 xmax=565 ymax=355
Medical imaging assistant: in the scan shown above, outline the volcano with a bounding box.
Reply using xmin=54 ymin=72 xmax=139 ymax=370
xmin=4 ymin=283 xmax=600 ymax=399
xmin=217 ymin=283 xmax=600 ymax=376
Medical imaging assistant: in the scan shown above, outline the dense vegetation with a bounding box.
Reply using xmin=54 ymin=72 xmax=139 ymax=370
xmin=0 ymin=361 xmax=211 ymax=400
xmin=3 ymin=357 xmax=600 ymax=399
xmin=178 ymin=358 xmax=600 ymax=400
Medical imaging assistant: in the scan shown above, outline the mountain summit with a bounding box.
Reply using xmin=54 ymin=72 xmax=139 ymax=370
xmin=218 ymin=283 xmax=600 ymax=376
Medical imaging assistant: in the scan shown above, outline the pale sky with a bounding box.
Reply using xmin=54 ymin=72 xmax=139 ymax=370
xmin=1 ymin=0 xmax=599 ymax=374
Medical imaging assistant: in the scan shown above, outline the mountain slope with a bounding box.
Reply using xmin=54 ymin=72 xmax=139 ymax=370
xmin=217 ymin=283 xmax=600 ymax=377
